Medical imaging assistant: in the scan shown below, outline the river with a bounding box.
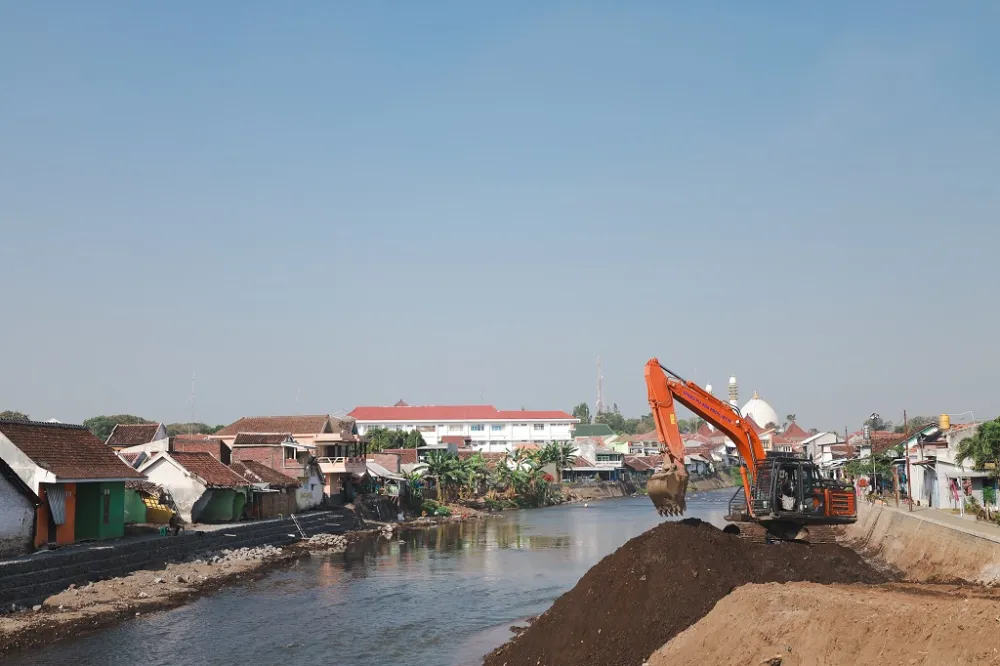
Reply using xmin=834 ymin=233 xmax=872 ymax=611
xmin=9 ymin=491 xmax=733 ymax=666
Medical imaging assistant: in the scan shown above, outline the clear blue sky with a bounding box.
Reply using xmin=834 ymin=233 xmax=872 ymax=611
xmin=2 ymin=2 xmax=998 ymax=431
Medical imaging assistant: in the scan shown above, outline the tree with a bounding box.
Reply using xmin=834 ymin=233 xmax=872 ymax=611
xmin=869 ymin=416 xmax=893 ymax=432
xmin=83 ymin=414 xmax=153 ymax=442
xmin=572 ymin=402 xmax=592 ymax=425
xmin=956 ymin=420 xmax=1000 ymax=478
xmin=366 ymin=427 xmax=392 ymax=453
xmin=785 ymin=414 xmax=797 ymax=425
xmin=422 ymin=450 xmax=463 ymax=503
xmin=404 ymin=429 xmax=425 ymax=449
xmin=539 ymin=441 xmax=578 ymax=482
xmin=0 ymin=410 xmax=29 ymax=421
xmin=893 ymin=415 xmax=937 ymax=434
xmin=167 ymin=422 xmax=225 ymax=437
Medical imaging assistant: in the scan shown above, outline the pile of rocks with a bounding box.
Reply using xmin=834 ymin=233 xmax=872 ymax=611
xmin=308 ymin=533 xmax=348 ymax=552
xmin=189 ymin=545 xmax=284 ymax=566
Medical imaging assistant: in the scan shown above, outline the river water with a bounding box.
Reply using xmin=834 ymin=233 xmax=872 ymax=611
xmin=10 ymin=491 xmax=732 ymax=666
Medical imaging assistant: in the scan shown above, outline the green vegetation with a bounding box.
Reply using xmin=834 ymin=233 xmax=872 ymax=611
xmin=0 ymin=410 xmax=29 ymax=421
xmin=412 ymin=441 xmax=577 ymax=511
xmin=572 ymin=402 xmax=592 ymax=424
xmin=366 ymin=427 xmax=426 ymax=452
xmin=956 ymin=419 xmax=1000 ymax=477
xmin=83 ymin=414 xmax=153 ymax=441
xmin=166 ymin=422 xmax=225 ymax=436
xmin=572 ymin=401 xmax=705 ymax=436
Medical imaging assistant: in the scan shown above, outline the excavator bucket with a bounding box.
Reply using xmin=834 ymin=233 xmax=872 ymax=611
xmin=648 ymin=459 xmax=689 ymax=517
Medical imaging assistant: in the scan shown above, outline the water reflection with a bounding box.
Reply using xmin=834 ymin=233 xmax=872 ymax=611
xmin=6 ymin=492 xmax=733 ymax=666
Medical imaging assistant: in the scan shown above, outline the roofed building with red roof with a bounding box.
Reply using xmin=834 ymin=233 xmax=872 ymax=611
xmin=230 ymin=460 xmax=299 ymax=519
xmin=105 ymin=422 xmax=168 ymax=451
xmin=349 ymin=403 xmax=578 ymax=453
xmin=138 ymin=451 xmax=251 ymax=524
xmin=0 ymin=419 xmax=146 ymax=548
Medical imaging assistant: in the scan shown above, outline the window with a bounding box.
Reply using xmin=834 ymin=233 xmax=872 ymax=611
xmin=491 ymin=424 xmax=504 ymax=432
xmin=418 ymin=425 xmax=435 ymax=433
xmin=102 ymin=490 xmax=111 ymax=525
xmin=533 ymin=424 xmax=545 ymax=431
xmin=449 ymin=425 xmax=463 ymax=433
xmin=285 ymin=447 xmax=297 ymax=461
xmin=471 ymin=424 xmax=485 ymax=432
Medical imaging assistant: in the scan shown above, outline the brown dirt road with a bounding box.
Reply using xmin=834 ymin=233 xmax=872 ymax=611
xmin=483 ymin=519 xmax=887 ymax=666
xmin=649 ymin=581 xmax=1000 ymax=666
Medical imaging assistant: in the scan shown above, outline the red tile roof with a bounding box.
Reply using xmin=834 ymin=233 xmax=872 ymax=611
xmin=232 ymin=433 xmax=292 ymax=446
xmin=439 ymin=435 xmax=471 ymax=446
xmin=696 ymin=423 xmax=714 ymax=438
xmin=215 ymin=415 xmax=331 ymax=437
xmin=349 ymin=405 xmax=574 ymax=422
xmin=624 ymin=456 xmax=654 ymax=471
xmin=746 ymin=417 xmax=765 ymax=435
xmin=382 ymin=448 xmax=418 ymax=465
xmin=230 ymin=460 xmax=299 ymax=488
xmin=782 ymin=422 xmax=811 ymax=441
xmin=0 ymin=420 xmax=145 ymax=481
xmin=168 ymin=451 xmax=249 ymax=488
xmin=106 ymin=423 xmax=163 ymax=448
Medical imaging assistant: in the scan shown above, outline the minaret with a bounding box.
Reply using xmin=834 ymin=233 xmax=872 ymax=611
xmin=728 ymin=376 xmax=738 ymax=407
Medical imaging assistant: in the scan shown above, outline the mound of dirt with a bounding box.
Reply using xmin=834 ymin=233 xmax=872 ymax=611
xmin=483 ymin=519 xmax=887 ymax=666
xmin=649 ymin=581 xmax=1000 ymax=665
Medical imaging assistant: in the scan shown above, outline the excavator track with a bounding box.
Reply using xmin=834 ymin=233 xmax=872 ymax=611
xmin=726 ymin=522 xmax=841 ymax=545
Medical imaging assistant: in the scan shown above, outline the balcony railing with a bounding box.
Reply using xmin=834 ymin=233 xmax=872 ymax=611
xmin=317 ymin=456 xmax=367 ymax=475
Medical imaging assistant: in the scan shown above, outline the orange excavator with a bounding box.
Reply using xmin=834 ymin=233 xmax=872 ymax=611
xmin=645 ymin=358 xmax=857 ymax=541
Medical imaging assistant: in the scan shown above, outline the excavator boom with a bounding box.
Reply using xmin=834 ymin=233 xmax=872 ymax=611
xmin=645 ymin=358 xmax=767 ymax=517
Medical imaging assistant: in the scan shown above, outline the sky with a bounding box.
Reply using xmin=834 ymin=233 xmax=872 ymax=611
xmin=1 ymin=2 xmax=998 ymax=431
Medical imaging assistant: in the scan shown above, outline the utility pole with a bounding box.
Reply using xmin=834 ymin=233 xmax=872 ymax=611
xmin=904 ymin=409 xmax=913 ymax=511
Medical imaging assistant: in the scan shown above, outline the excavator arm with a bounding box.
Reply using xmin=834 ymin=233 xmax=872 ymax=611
xmin=645 ymin=358 xmax=767 ymax=517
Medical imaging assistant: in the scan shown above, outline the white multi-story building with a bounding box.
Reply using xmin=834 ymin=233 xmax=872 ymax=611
xmin=348 ymin=404 xmax=578 ymax=453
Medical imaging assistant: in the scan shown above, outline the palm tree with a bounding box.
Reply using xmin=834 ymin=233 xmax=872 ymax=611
xmin=541 ymin=442 xmax=578 ymax=482
xmin=423 ymin=450 xmax=462 ymax=503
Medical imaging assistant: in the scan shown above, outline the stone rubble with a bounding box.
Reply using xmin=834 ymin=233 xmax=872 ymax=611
xmin=307 ymin=533 xmax=348 ymax=552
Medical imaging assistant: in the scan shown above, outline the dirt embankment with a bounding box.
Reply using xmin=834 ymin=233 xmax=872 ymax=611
xmin=562 ymin=481 xmax=635 ymax=502
xmin=483 ymin=519 xmax=887 ymax=666
xmin=649 ymin=581 xmax=1000 ymax=666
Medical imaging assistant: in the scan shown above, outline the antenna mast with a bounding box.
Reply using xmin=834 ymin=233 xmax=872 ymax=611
xmin=596 ymin=356 xmax=605 ymax=416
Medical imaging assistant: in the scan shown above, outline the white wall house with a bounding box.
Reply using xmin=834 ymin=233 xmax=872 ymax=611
xmin=349 ymin=405 xmax=578 ymax=453
xmin=0 ymin=458 xmax=38 ymax=558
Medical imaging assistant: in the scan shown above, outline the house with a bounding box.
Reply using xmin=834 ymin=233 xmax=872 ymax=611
xmin=899 ymin=422 xmax=989 ymax=509
xmin=563 ymin=440 xmax=624 ymax=481
xmin=229 ymin=433 xmax=325 ymax=510
xmin=684 ymin=454 xmax=713 ymax=476
xmin=217 ymin=415 xmax=358 ymax=509
xmin=349 ymin=404 xmax=577 ymax=452
xmin=0 ymin=455 xmax=39 ymax=557
xmin=215 ymin=414 xmax=362 ymax=453
xmin=170 ymin=435 xmax=231 ymax=464
xmin=123 ymin=480 xmax=173 ymax=525
xmin=623 ymin=456 xmax=656 ymax=485
xmin=620 ymin=432 xmax=660 ymax=456
xmin=230 ymin=460 xmax=299 ymax=519
xmin=106 ymin=422 xmax=169 ymax=453
xmin=137 ymin=451 xmax=251 ymax=524
xmin=0 ymin=420 xmax=145 ymax=547
xmin=801 ymin=432 xmax=844 ymax=468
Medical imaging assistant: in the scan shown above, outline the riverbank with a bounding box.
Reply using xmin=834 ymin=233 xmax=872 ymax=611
xmin=0 ymin=526 xmax=379 ymax=657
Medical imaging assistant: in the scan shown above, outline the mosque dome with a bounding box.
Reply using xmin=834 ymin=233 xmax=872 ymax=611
xmin=741 ymin=391 xmax=779 ymax=429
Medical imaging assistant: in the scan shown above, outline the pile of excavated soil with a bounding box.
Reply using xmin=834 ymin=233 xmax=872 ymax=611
xmin=483 ymin=519 xmax=887 ymax=666
xmin=649 ymin=581 xmax=1000 ymax=665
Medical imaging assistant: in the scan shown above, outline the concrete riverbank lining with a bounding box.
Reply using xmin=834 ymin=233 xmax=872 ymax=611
xmin=843 ymin=501 xmax=1000 ymax=583
xmin=0 ymin=510 xmax=354 ymax=612
xmin=562 ymin=481 xmax=634 ymax=501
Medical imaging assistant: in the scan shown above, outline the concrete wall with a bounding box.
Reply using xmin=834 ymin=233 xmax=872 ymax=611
xmin=0 ymin=475 xmax=35 ymax=558
xmin=296 ymin=467 xmax=323 ymax=510
xmin=843 ymin=502 xmax=1000 ymax=584
xmin=141 ymin=457 xmax=206 ymax=523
